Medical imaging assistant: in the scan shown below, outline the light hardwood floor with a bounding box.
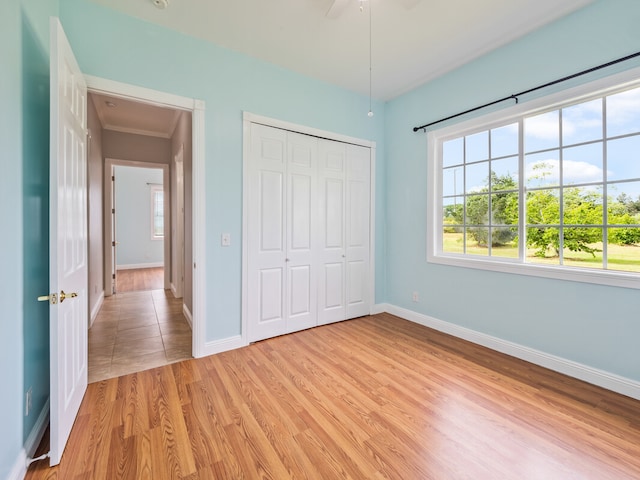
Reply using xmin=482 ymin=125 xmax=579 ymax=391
xmin=116 ymin=267 xmax=165 ymax=292
xmin=89 ymin=288 xmax=192 ymax=383
xmin=28 ymin=314 xmax=640 ymax=479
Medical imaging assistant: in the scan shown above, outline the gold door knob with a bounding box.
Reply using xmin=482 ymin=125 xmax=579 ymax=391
xmin=37 ymin=293 xmax=58 ymax=304
xmin=59 ymin=290 xmax=78 ymax=303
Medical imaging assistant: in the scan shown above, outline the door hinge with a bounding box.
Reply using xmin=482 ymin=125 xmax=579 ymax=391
xmin=112 ymin=273 xmax=116 ymax=279
xmin=112 ymin=241 xmax=117 ymax=247
xmin=112 ymin=175 xmax=115 ymax=181
xmin=112 ymin=208 xmax=115 ymax=214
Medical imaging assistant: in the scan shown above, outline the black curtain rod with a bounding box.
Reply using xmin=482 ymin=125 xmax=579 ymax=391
xmin=412 ymin=50 xmax=640 ymax=133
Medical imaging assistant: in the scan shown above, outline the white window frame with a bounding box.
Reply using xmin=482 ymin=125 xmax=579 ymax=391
xmin=427 ymin=65 xmax=640 ymax=290
xmin=150 ymin=185 xmax=164 ymax=241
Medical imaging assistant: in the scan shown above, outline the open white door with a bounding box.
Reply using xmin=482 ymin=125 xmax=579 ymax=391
xmin=48 ymin=17 xmax=88 ymax=466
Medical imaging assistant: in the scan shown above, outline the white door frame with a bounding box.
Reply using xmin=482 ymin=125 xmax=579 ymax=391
xmin=241 ymin=111 xmax=376 ymax=344
xmin=86 ymin=75 xmax=207 ymax=358
xmin=104 ymin=160 xmax=170 ymax=292
xmin=171 ymin=146 xmax=185 ymax=298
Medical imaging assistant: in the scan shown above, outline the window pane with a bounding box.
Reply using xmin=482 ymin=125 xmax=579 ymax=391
xmin=443 ymin=197 xmax=464 ymax=227
xmin=526 ymin=227 xmax=560 ymax=264
xmin=442 ymin=227 xmax=464 ymax=254
xmin=607 ymin=181 xmax=640 ymax=224
xmin=443 ymin=137 xmax=464 ymax=167
xmin=466 ymin=131 xmax=489 ymax=163
xmin=606 ymin=86 xmax=640 ymax=137
xmin=466 ymin=194 xmax=489 ymax=226
xmin=153 ymin=190 xmax=164 ymax=237
xmin=526 ymin=189 xmax=560 ymax=225
xmin=562 ymin=142 xmax=603 ymax=185
xmin=492 ymin=193 xmax=518 ymax=226
xmin=563 ymin=186 xmax=603 ymax=225
xmin=562 ymin=99 xmax=602 ymax=145
xmin=607 ymin=135 xmax=640 ymax=181
xmin=526 ymin=151 xmax=559 ymax=188
xmin=608 ymin=228 xmax=640 ymax=273
xmin=525 ymin=110 xmax=559 ymax=153
xmin=563 ymin=227 xmax=603 ymax=269
xmin=466 ymin=227 xmax=489 ymax=256
xmin=490 ymin=227 xmax=519 ymax=258
xmin=443 ymin=166 xmax=463 ymax=197
xmin=491 ymin=156 xmax=518 ymax=191
xmin=466 ymin=161 xmax=489 ymax=192
xmin=491 ymin=123 xmax=518 ymax=158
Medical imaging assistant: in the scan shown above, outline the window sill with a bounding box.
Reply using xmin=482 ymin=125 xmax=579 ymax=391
xmin=427 ymin=251 xmax=640 ymax=290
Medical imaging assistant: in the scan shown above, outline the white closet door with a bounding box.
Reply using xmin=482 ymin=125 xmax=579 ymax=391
xmin=248 ymin=124 xmax=288 ymax=342
xmin=346 ymin=144 xmax=371 ymax=319
xmin=318 ymin=139 xmax=347 ymax=325
xmin=285 ymin=132 xmax=318 ymax=333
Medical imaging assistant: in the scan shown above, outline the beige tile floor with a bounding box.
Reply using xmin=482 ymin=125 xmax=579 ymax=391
xmin=88 ymin=289 xmax=192 ymax=383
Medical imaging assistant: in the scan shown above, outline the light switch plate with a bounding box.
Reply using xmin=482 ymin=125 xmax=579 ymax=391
xmin=221 ymin=233 xmax=231 ymax=246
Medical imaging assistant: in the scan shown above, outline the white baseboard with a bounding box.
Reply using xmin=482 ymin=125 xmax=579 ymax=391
xmin=9 ymin=398 xmax=50 ymax=480
xmin=89 ymin=292 xmax=104 ymax=328
xmin=374 ymin=303 xmax=640 ymax=401
xmin=182 ymin=303 xmax=193 ymax=329
xmin=370 ymin=303 xmax=390 ymax=315
xmin=25 ymin=398 xmax=49 ymax=458
xmin=199 ymin=335 xmax=246 ymax=358
xmin=116 ymin=262 xmax=163 ymax=270
xmin=170 ymin=283 xmax=182 ymax=299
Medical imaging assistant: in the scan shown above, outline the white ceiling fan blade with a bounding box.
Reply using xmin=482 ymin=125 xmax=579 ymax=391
xmin=397 ymin=0 xmax=422 ymax=9
xmin=326 ymin=0 xmax=352 ymax=19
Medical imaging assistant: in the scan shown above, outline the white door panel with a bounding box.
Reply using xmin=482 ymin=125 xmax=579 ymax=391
xmin=247 ymin=124 xmax=370 ymax=338
xmin=49 ymin=18 xmax=88 ymax=466
xmin=259 ymin=170 xmax=285 ymax=252
xmin=248 ymin=125 xmax=287 ymax=341
xmin=318 ymin=140 xmax=347 ymax=325
xmin=289 ymin=174 xmax=311 ymax=251
xmin=285 ymin=132 xmax=317 ymax=332
xmin=346 ymin=145 xmax=371 ymax=319
xmin=259 ymin=267 xmax=284 ymax=322
xmin=248 ymin=126 xmax=318 ymax=340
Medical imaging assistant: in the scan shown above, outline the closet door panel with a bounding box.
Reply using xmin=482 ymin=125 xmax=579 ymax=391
xmin=259 ymin=268 xmax=284 ymax=322
xmin=318 ymin=139 xmax=347 ymax=325
xmin=346 ymin=144 xmax=371 ymax=319
xmin=285 ymin=132 xmax=317 ymax=333
xmin=248 ymin=124 xmax=287 ymax=342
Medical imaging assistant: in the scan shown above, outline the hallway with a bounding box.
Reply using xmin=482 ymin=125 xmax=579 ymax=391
xmin=88 ymin=289 xmax=192 ymax=383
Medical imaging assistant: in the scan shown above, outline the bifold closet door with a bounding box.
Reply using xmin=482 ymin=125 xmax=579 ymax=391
xmin=345 ymin=144 xmax=371 ymax=319
xmin=247 ymin=124 xmax=317 ymax=342
xmin=317 ymin=140 xmax=371 ymax=325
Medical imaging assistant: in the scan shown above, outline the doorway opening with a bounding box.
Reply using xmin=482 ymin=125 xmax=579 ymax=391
xmin=86 ymin=89 xmax=195 ymax=383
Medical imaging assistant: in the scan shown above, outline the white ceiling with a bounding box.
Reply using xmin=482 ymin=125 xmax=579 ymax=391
xmin=90 ymin=92 xmax=182 ymax=138
xmin=87 ymin=0 xmax=593 ymax=101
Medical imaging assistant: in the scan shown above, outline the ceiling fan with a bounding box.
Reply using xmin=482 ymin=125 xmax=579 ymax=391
xmin=325 ymin=0 xmax=422 ymax=19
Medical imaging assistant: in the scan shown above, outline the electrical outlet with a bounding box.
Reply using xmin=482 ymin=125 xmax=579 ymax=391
xmin=25 ymin=387 xmax=32 ymax=416
xmin=412 ymin=291 xmax=419 ymax=302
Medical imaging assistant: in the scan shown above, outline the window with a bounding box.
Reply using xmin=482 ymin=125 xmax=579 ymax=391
xmin=151 ymin=185 xmax=164 ymax=239
xmin=428 ymin=68 xmax=640 ymax=289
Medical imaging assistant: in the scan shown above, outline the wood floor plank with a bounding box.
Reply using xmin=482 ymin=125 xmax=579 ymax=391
xmin=26 ymin=314 xmax=640 ymax=479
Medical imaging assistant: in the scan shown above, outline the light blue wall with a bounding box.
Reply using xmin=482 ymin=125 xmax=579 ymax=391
xmin=384 ymin=0 xmax=640 ymax=382
xmin=59 ymin=0 xmax=386 ymax=341
xmin=114 ymin=166 xmax=164 ymax=267
xmin=0 ymin=0 xmax=57 ymax=477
